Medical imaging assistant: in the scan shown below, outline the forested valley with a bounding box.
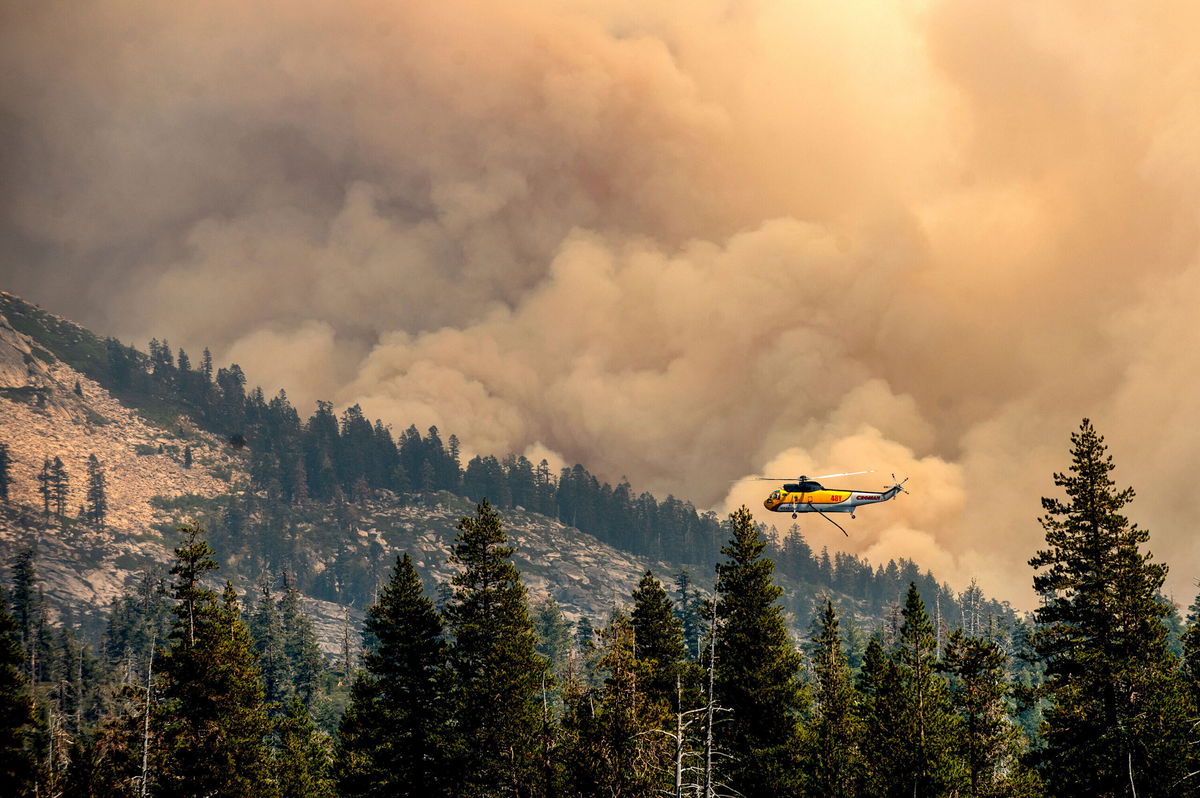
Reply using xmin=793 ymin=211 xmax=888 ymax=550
xmin=3 ymin=296 xmax=1200 ymax=796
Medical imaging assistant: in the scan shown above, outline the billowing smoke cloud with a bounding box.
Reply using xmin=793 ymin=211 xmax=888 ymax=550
xmin=4 ymin=0 xmax=1200 ymax=604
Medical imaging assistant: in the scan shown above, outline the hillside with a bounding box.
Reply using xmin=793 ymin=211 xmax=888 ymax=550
xmin=0 ymin=291 xmax=1017 ymax=657
xmin=0 ymin=295 xmax=673 ymax=650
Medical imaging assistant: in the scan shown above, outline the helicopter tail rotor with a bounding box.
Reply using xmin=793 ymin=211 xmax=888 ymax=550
xmin=890 ymin=473 xmax=910 ymax=494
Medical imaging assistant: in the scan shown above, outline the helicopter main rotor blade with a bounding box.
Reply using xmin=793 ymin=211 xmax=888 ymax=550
xmin=734 ymin=470 xmax=875 ymax=482
xmin=736 ymin=477 xmax=799 ymax=482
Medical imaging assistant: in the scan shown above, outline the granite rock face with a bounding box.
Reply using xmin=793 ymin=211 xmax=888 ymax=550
xmin=0 ymin=302 xmax=674 ymax=653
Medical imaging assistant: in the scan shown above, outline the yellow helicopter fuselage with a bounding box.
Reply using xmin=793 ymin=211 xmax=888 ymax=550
xmin=763 ymin=482 xmax=899 ymax=515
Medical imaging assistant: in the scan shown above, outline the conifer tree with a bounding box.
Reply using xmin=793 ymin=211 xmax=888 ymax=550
xmin=37 ymin=459 xmax=52 ymax=517
xmin=275 ymin=697 xmax=335 ymax=798
xmin=0 ymin=442 xmax=11 ymax=504
xmin=153 ymin=526 xmax=273 ymax=797
xmin=279 ymin=581 xmax=324 ymax=706
xmin=631 ymin=570 xmax=688 ymax=714
xmin=942 ymin=630 xmax=1034 ymax=797
xmin=532 ymin=597 xmax=573 ymax=680
xmin=249 ymin=580 xmax=290 ymax=712
xmin=893 ymin=583 xmax=962 ymax=796
xmin=0 ymin=586 xmax=37 ymax=793
xmin=712 ymin=506 xmax=806 ymax=797
xmin=50 ymin=456 xmax=69 ymax=522
xmin=1029 ymin=419 xmax=1195 ymax=794
xmin=85 ymin=454 xmax=107 ymax=530
xmin=857 ymin=636 xmax=907 ymax=796
xmin=337 ymin=553 xmax=451 ymax=798
xmin=802 ymin=600 xmax=861 ymax=798
xmin=444 ymin=500 xmax=548 ymax=797
xmin=673 ymin=569 xmax=704 ymax=661
xmin=1181 ymin=590 xmax=1200 ymax=705
xmin=561 ymin=609 xmax=664 ymax=796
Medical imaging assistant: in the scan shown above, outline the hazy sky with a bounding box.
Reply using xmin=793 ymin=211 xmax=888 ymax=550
xmin=4 ymin=0 xmax=1200 ymax=606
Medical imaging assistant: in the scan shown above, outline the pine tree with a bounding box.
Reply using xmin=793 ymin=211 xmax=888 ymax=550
xmin=444 ymin=500 xmax=548 ymax=796
xmin=249 ymin=579 xmax=290 ymax=712
xmin=275 ymin=697 xmax=335 ymax=798
xmin=337 ymin=553 xmax=451 ymax=798
xmin=182 ymin=446 xmax=192 ymax=469
xmin=153 ymin=525 xmax=273 ymax=797
xmin=50 ymin=456 xmax=69 ymax=522
xmin=802 ymin=600 xmax=861 ymax=798
xmin=1029 ymin=419 xmax=1195 ymax=794
xmin=38 ymin=459 xmax=52 ymax=517
xmin=673 ymin=569 xmax=704 ymax=661
xmin=893 ymin=583 xmax=962 ymax=796
xmin=942 ymin=630 xmax=1033 ymax=797
xmin=532 ymin=597 xmax=573 ymax=679
xmin=0 ymin=442 xmax=12 ymax=503
xmin=631 ymin=570 xmax=688 ymax=714
xmin=857 ymin=636 xmax=908 ymax=796
xmin=85 ymin=454 xmax=107 ymax=529
xmin=561 ymin=609 xmax=664 ymax=796
xmin=279 ymin=581 xmax=324 ymax=706
xmin=0 ymin=586 xmax=37 ymax=793
xmin=712 ymin=506 xmax=806 ymax=797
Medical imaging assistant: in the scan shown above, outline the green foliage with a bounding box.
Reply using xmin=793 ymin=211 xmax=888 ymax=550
xmin=561 ymin=610 xmax=666 ymax=796
xmin=275 ymin=697 xmax=335 ymax=798
xmin=801 ymin=599 xmax=862 ymax=798
xmin=444 ymin=500 xmax=549 ymax=796
xmin=0 ymin=442 xmax=12 ymax=503
xmin=337 ymin=554 xmax=451 ymax=797
xmin=153 ymin=526 xmax=273 ymax=797
xmin=942 ymin=630 xmax=1032 ymax=797
xmin=631 ymin=570 xmax=688 ymax=713
xmin=713 ymin=506 xmax=807 ymax=798
xmin=1029 ymin=419 xmax=1195 ymax=795
xmin=532 ymin=596 xmax=573 ymax=685
xmin=894 ymin=583 xmax=963 ymax=796
xmin=85 ymin=454 xmax=107 ymax=529
xmin=0 ymin=585 xmax=37 ymax=793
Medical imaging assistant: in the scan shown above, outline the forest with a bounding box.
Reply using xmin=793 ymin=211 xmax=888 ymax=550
xmin=2 ymin=419 xmax=1200 ymax=796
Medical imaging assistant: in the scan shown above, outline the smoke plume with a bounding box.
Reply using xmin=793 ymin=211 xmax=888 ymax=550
xmin=4 ymin=0 xmax=1200 ymax=604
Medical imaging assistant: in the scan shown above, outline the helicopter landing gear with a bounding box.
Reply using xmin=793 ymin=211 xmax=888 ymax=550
xmin=791 ymin=512 xmax=798 ymax=519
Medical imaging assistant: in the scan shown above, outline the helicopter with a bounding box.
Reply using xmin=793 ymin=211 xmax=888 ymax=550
xmin=755 ymin=470 xmax=908 ymax=536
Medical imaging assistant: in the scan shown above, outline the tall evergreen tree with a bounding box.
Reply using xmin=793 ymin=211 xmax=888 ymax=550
xmin=673 ymin=569 xmax=704 ymax=661
xmin=275 ymin=697 xmax=335 ymax=798
xmin=942 ymin=630 xmax=1034 ymax=797
xmin=1029 ymin=419 xmax=1195 ymax=795
xmin=85 ymin=454 xmax=107 ymax=529
xmin=802 ymin=600 xmax=861 ymax=798
xmin=249 ymin=580 xmax=290 ymax=712
xmin=37 ymin=459 xmax=52 ymax=517
xmin=712 ymin=506 xmax=806 ymax=797
xmin=893 ymin=583 xmax=962 ymax=797
xmin=857 ymin=636 xmax=907 ymax=796
xmin=0 ymin=442 xmax=12 ymax=503
xmin=279 ymin=581 xmax=324 ymax=706
xmin=50 ymin=456 xmax=69 ymax=522
xmin=337 ymin=554 xmax=451 ymax=798
xmin=532 ymin=597 xmax=573 ymax=680
xmin=444 ymin=500 xmax=548 ymax=797
xmin=631 ymin=570 xmax=688 ymax=714
xmin=0 ymin=586 xmax=37 ymax=794
xmin=153 ymin=525 xmax=273 ymax=797
xmin=561 ymin=609 xmax=664 ymax=797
